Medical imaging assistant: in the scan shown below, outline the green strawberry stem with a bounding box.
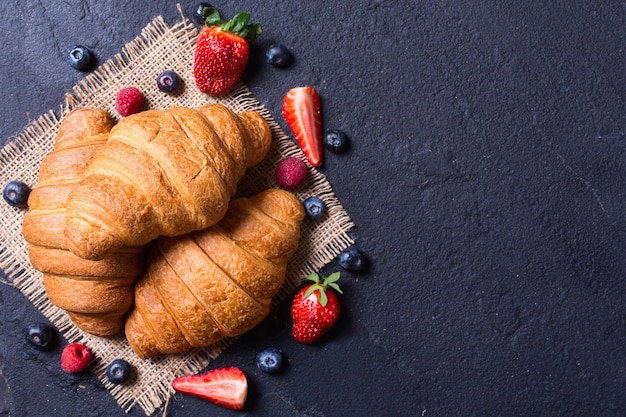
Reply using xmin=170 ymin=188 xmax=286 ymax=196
xmin=303 ymin=272 xmax=342 ymax=307
xmin=201 ymin=7 xmax=262 ymax=42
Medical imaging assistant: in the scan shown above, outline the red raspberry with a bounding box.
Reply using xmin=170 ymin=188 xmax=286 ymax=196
xmin=61 ymin=342 xmax=91 ymax=373
xmin=275 ymin=157 xmax=307 ymax=189
xmin=115 ymin=87 xmax=144 ymax=117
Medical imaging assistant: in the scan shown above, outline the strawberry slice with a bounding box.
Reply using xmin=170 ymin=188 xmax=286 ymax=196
xmin=282 ymin=86 xmax=323 ymax=167
xmin=171 ymin=366 xmax=248 ymax=410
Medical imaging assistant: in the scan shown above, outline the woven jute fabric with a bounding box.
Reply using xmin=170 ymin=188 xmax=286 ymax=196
xmin=0 ymin=13 xmax=354 ymax=416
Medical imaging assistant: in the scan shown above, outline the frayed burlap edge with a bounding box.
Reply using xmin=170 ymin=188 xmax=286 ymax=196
xmin=0 ymin=9 xmax=354 ymax=417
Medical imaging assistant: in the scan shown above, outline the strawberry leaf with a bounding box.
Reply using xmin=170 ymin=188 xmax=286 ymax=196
xmin=324 ymin=272 xmax=341 ymax=284
xmin=322 ymin=271 xmax=343 ymax=294
xmin=303 ymin=285 xmax=316 ymax=299
xmin=204 ymin=8 xmax=222 ymax=26
xmin=306 ymin=273 xmax=320 ymax=284
xmin=328 ymin=282 xmax=343 ymax=294
xmin=219 ymin=12 xmax=262 ymax=42
xmin=247 ymin=22 xmax=262 ymax=42
xmin=300 ymin=271 xmax=342 ymax=307
xmin=318 ymin=288 xmax=328 ymax=307
xmin=230 ymin=12 xmax=250 ymax=33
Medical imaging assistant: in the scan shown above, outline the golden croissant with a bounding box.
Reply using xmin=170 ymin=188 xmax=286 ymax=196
xmin=125 ymin=188 xmax=305 ymax=359
xmin=64 ymin=104 xmax=272 ymax=261
xmin=22 ymin=108 xmax=146 ymax=337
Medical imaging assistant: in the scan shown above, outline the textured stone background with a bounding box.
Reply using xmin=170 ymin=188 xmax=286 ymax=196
xmin=1 ymin=1 xmax=625 ymax=416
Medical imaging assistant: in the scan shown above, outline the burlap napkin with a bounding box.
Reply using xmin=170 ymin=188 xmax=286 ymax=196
xmin=0 ymin=12 xmax=354 ymax=416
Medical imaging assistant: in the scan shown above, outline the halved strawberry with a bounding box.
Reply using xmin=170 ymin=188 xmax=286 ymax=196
xmin=171 ymin=366 xmax=248 ymax=410
xmin=282 ymin=86 xmax=323 ymax=167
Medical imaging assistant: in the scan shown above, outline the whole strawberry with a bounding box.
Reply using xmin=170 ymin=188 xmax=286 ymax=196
xmin=291 ymin=272 xmax=342 ymax=343
xmin=193 ymin=8 xmax=261 ymax=95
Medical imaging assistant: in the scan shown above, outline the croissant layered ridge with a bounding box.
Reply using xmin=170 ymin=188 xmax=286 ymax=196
xmin=22 ymin=108 xmax=147 ymax=337
xmin=64 ymin=104 xmax=272 ymax=261
xmin=125 ymin=188 xmax=305 ymax=359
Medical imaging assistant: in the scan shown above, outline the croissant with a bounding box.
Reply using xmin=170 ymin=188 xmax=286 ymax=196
xmin=22 ymin=108 xmax=146 ymax=337
xmin=64 ymin=104 xmax=272 ymax=261
xmin=125 ymin=188 xmax=305 ymax=359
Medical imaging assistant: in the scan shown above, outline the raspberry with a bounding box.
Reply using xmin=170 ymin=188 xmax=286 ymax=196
xmin=274 ymin=157 xmax=307 ymax=189
xmin=61 ymin=342 xmax=91 ymax=373
xmin=115 ymin=87 xmax=144 ymax=117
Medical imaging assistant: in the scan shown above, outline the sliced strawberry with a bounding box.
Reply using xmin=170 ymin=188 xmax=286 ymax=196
xmin=282 ymin=86 xmax=323 ymax=167
xmin=172 ymin=366 xmax=248 ymax=410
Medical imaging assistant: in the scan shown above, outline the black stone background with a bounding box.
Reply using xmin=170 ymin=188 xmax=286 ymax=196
xmin=1 ymin=1 xmax=625 ymax=416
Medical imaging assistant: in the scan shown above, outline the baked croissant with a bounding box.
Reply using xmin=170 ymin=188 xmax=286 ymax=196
xmin=22 ymin=108 xmax=146 ymax=337
xmin=125 ymin=188 xmax=305 ymax=359
xmin=65 ymin=104 xmax=272 ymax=261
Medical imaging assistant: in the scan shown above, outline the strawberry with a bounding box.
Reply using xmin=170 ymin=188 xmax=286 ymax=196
xmin=291 ymin=272 xmax=342 ymax=343
xmin=171 ymin=366 xmax=248 ymax=410
xmin=193 ymin=8 xmax=262 ymax=95
xmin=282 ymin=86 xmax=323 ymax=167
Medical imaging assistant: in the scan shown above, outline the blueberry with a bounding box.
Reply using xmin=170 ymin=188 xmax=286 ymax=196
xmin=255 ymin=346 xmax=285 ymax=374
xmin=67 ymin=45 xmax=94 ymax=72
xmin=106 ymin=359 xmax=132 ymax=384
xmin=192 ymin=2 xmax=214 ymax=24
xmin=156 ymin=70 xmax=181 ymax=93
xmin=3 ymin=180 xmax=31 ymax=207
xmin=26 ymin=322 xmax=56 ymax=350
xmin=265 ymin=44 xmax=292 ymax=68
xmin=303 ymin=196 xmax=325 ymax=220
xmin=338 ymin=246 xmax=367 ymax=273
xmin=323 ymin=129 xmax=350 ymax=153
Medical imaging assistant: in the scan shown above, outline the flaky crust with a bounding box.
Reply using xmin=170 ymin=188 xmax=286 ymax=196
xmin=125 ymin=189 xmax=305 ymax=359
xmin=64 ymin=104 xmax=272 ymax=261
xmin=22 ymin=108 xmax=146 ymax=337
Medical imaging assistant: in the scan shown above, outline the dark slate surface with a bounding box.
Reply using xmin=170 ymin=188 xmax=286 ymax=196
xmin=1 ymin=1 xmax=625 ymax=416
